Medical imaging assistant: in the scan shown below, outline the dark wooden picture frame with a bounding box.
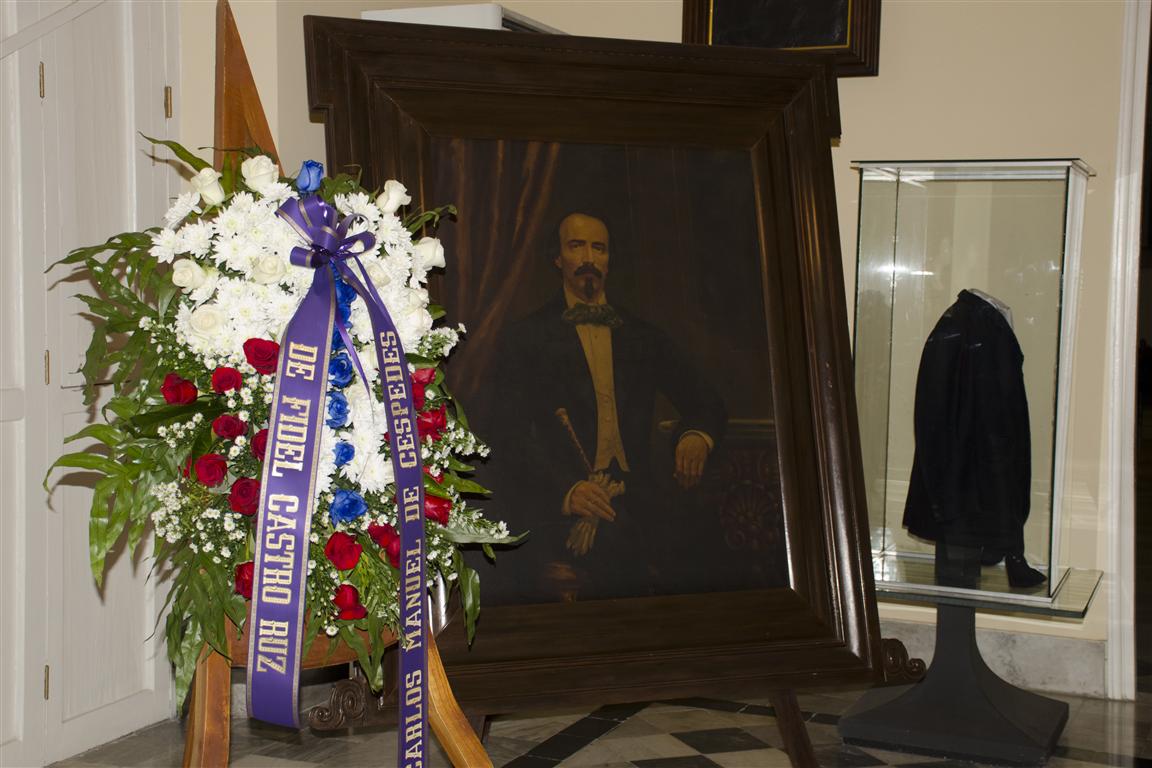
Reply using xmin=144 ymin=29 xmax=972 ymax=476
xmin=305 ymin=16 xmax=880 ymax=714
xmin=683 ymin=0 xmax=882 ymax=77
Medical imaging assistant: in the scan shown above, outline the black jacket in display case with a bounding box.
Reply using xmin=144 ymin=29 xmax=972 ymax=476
xmin=904 ymin=289 xmax=1031 ymax=553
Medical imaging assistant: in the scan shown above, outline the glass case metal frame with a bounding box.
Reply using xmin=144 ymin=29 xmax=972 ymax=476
xmin=851 ymin=159 xmax=1099 ymax=615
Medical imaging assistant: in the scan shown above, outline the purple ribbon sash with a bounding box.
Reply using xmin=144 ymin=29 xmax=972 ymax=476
xmin=246 ymin=196 xmax=427 ymax=767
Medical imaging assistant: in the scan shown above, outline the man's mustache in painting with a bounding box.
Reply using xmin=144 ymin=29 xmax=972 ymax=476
xmin=575 ymin=263 xmax=603 ymax=279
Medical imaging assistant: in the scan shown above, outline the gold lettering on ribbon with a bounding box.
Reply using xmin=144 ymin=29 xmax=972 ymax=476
xmin=402 ymin=539 xmax=423 ymax=649
xmin=400 ymin=486 xmax=421 ymax=524
xmin=403 ymin=669 xmax=424 ymax=766
xmin=283 ymin=341 xmax=319 ymax=380
xmin=255 ymin=618 xmax=290 ymax=674
xmin=270 ymin=396 xmax=312 ymax=478
xmin=259 ymin=504 xmax=299 ymax=605
xmin=379 ymin=331 xmax=419 ymax=469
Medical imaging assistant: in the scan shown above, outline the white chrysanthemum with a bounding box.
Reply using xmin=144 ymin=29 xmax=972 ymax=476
xmin=375 ymin=213 xmax=411 ymax=252
xmin=149 ymin=228 xmax=180 ymax=263
xmin=258 ymin=182 xmax=298 ymax=204
xmin=282 ymin=261 xmax=315 ymax=295
xmin=227 ymin=192 xmax=255 ymax=215
xmin=264 ymin=286 xmax=304 ymax=338
xmin=211 ymin=237 xmax=244 ymax=272
xmin=178 ymin=220 xmax=214 ymax=258
xmin=164 ymin=191 xmax=202 ymax=229
xmin=213 ymin=205 xmax=248 ymax=239
xmin=314 ymin=425 xmax=339 ymax=498
xmin=215 ymin=278 xmax=273 ymax=340
xmin=342 ymin=438 xmax=394 ymax=496
xmin=335 ymin=192 xmax=382 ymax=226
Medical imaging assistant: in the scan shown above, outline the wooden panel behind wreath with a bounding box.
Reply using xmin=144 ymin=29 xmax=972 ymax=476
xmin=683 ymin=0 xmax=882 ymax=77
xmin=305 ymin=17 xmax=881 ymax=713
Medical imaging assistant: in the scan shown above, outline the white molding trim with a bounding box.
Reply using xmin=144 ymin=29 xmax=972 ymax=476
xmin=1105 ymin=0 xmax=1148 ymax=703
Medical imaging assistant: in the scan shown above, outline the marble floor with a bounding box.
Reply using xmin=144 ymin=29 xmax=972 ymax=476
xmin=47 ymin=686 xmax=1152 ymax=768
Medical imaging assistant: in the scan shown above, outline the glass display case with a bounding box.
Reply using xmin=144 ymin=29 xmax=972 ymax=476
xmin=852 ymin=159 xmax=1098 ymax=612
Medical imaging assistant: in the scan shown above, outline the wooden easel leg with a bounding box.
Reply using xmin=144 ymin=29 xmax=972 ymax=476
xmin=770 ymin=690 xmax=817 ymax=768
xmin=183 ymin=646 xmax=232 ymax=768
xmin=467 ymin=713 xmax=490 ymax=743
xmin=427 ymin=633 xmax=492 ymax=768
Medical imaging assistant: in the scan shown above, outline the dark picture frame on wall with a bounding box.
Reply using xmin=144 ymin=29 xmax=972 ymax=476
xmin=305 ymin=16 xmax=881 ymax=715
xmin=683 ymin=0 xmax=882 ymax=77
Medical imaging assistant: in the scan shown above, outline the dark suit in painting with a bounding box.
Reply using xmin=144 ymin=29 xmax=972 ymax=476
xmin=904 ymin=290 xmax=1031 ymax=554
xmin=486 ymin=294 xmax=727 ymax=603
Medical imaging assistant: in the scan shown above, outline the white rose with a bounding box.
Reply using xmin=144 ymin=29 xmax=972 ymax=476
xmin=171 ymin=259 xmax=207 ymax=291
xmin=394 ymin=287 xmax=432 ymax=348
xmin=249 ymin=253 xmax=287 ymax=285
xmin=241 ymin=155 xmax=279 ymax=195
xmin=375 ymin=180 xmax=411 ymax=214
xmin=412 ymin=237 xmax=446 ymax=271
xmin=190 ymin=268 xmax=220 ymax=305
xmin=363 ymin=260 xmax=392 ymax=289
xmin=188 ymin=304 xmax=227 ymax=338
xmin=190 ymin=168 xmax=226 ymax=206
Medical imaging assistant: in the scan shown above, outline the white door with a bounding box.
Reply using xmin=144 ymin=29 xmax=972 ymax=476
xmin=0 ymin=2 xmax=179 ymax=765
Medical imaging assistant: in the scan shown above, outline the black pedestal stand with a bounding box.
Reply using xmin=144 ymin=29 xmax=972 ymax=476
xmin=838 ymin=603 xmax=1068 ymax=765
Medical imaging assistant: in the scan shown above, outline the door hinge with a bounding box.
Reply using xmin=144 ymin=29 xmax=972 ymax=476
xmin=164 ymin=85 xmax=173 ymax=119
xmin=38 ymin=61 xmax=45 ymax=99
xmin=44 ymin=350 xmax=50 ymax=385
xmin=43 ymin=664 xmax=50 ymax=700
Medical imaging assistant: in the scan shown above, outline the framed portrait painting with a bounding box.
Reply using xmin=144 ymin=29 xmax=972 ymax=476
xmin=305 ymin=17 xmax=880 ymax=713
xmin=683 ymin=0 xmax=882 ymax=77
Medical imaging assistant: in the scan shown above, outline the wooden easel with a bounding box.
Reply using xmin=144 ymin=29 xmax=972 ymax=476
xmin=212 ymin=0 xmax=279 ymax=170
xmin=186 ymin=3 xmax=489 ymax=764
xmin=181 ymin=622 xmax=489 ymax=767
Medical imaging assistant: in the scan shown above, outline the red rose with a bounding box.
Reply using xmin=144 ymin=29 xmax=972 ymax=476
xmin=243 ymin=338 xmax=280 ymax=375
xmin=251 ymin=429 xmax=269 ymax=461
xmin=181 ymin=457 xmax=193 ymax=479
xmin=234 ymin=561 xmax=254 ymax=598
xmin=411 ymin=368 xmax=436 ymax=411
xmin=332 ymin=584 xmax=367 ymax=620
xmin=416 ymin=404 xmax=447 ymax=442
xmin=161 ymin=373 xmax=198 ymax=405
xmin=228 ymin=477 xmax=261 ymax=515
xmin=193 ymin=454 xmax=228 ymax=487
xmin=324 ymin=531 xmax=363 ymax=571
xmin=425 ymin=495 xmax=452 ymax=525
xmin=213 ymin=414 xmax=248 ymax=439
xmin=211 ymin=366 xmax=243 ymax=393
xmin=367 ymin=523 xmax=401 ymax=568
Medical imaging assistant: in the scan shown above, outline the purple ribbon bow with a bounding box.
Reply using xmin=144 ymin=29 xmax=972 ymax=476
xmin=246 ymin=195 xmax=428 ymax=768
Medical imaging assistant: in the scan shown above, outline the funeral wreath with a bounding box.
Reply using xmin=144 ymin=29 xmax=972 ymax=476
xmin=45 ymin=139 xmax=514 ymax=705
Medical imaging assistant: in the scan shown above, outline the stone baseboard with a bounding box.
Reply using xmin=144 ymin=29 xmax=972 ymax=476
xmin=881 ymin=618 xmax=1106 ymax=697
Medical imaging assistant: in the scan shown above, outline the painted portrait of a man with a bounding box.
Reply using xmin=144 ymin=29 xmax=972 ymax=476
xmin=433 ymin=139 xmax=789 ymax=605
xmin=483 ymin=211 xmax=728 ymax=602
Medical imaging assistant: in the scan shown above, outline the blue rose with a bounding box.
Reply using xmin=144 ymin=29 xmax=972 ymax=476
xmin=337 ymin=300 xmax=352 ymax=326
xmin=335 ymin=276 xmax=358 ymax=306
xmin=295 ymin=160 xmax=324 ymax=193
xmin=331 ymin=326 xmax=345 ymax=352
xmin=333 ymin=441 xmax=355 ymax=467
xmin=329 ymin=489 xmax=367 ymax=525
xmin=326 ymin=390 xmax=349 ymax=429
xmin=329 ymin=353 xmax=354 ymax=389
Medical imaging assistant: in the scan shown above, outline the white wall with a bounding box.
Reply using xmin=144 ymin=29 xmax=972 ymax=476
xmin=177 ymin=0 xmax=1132 ymax=678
